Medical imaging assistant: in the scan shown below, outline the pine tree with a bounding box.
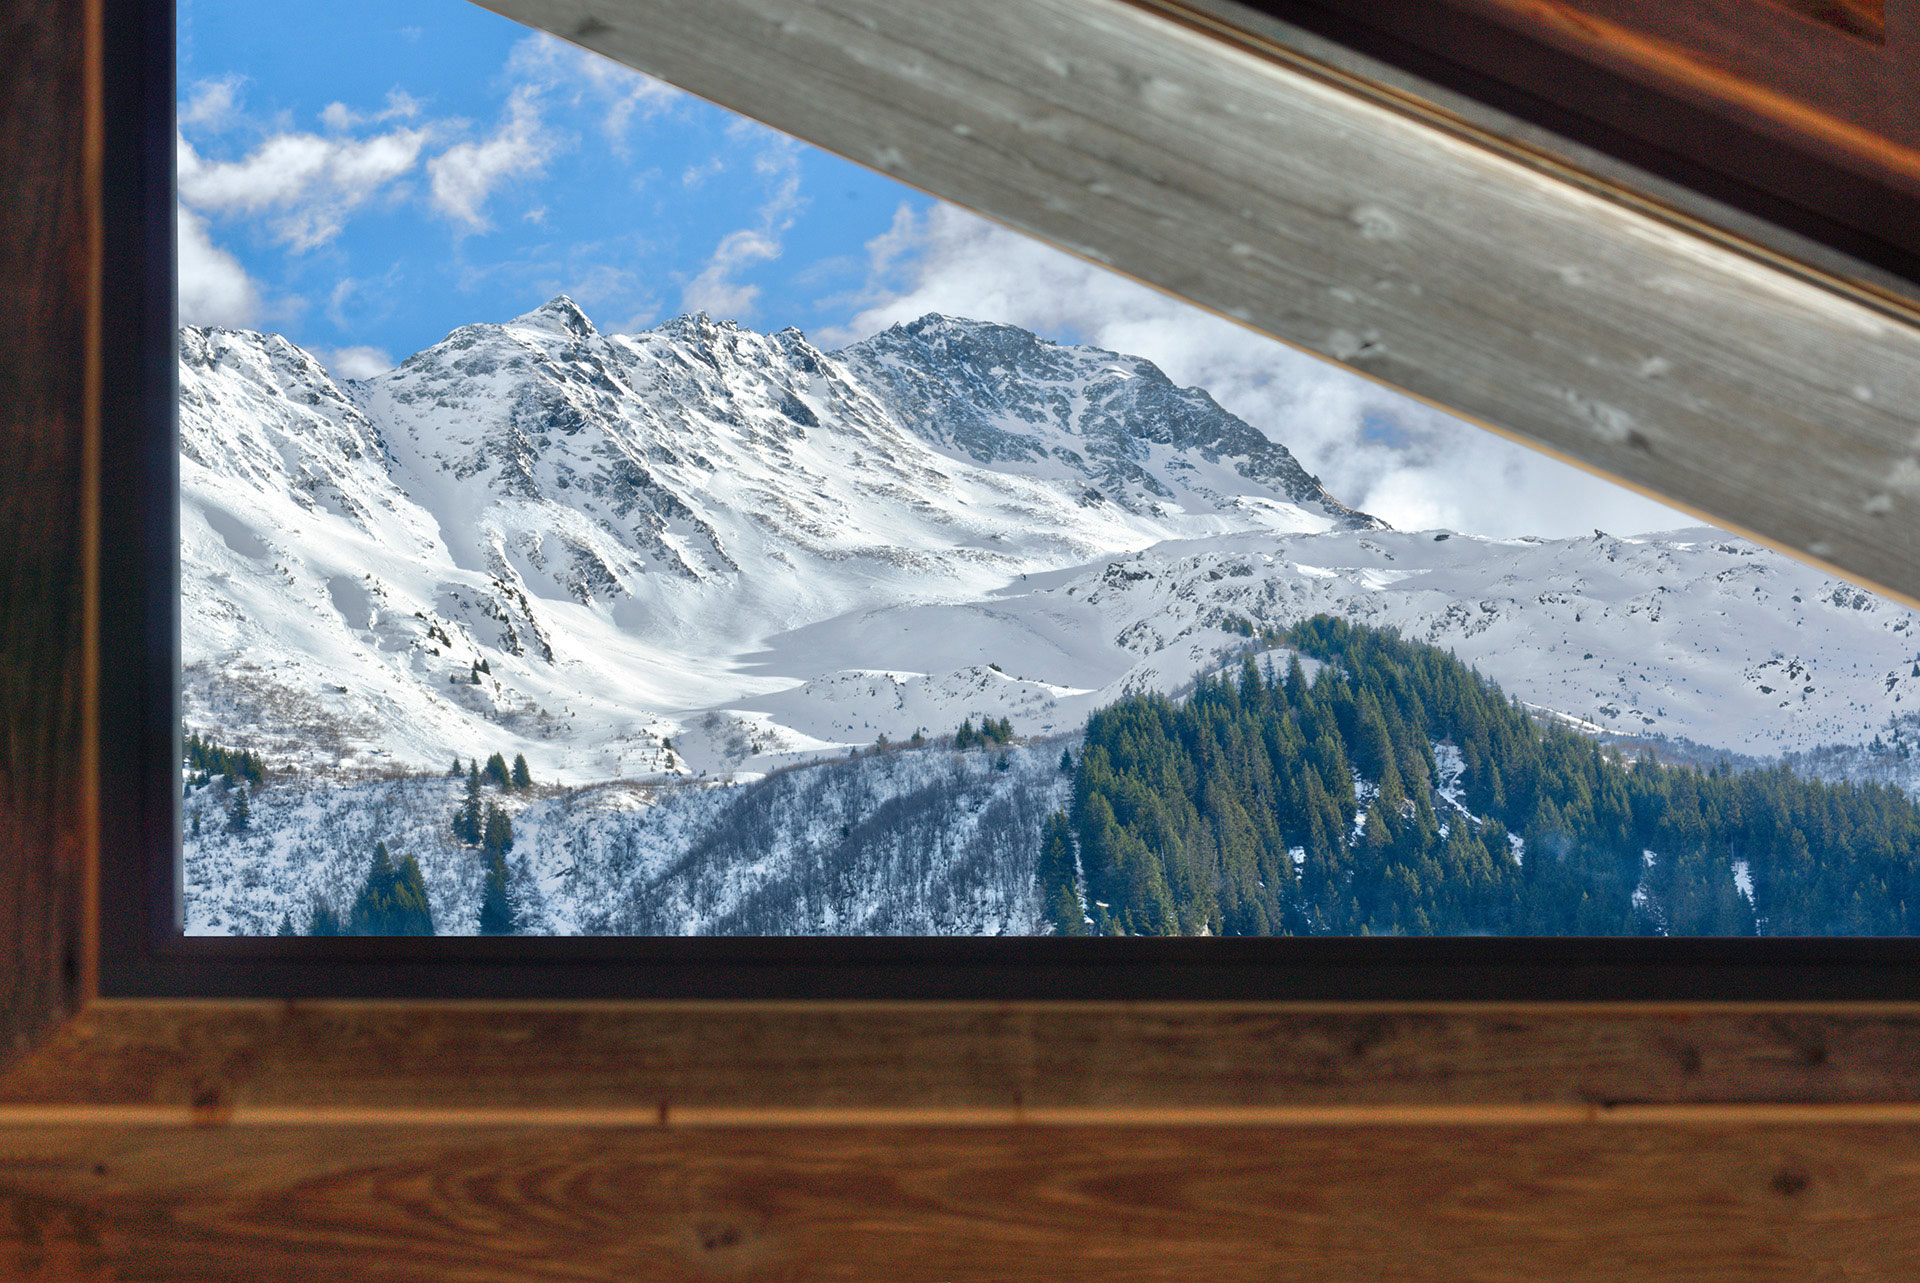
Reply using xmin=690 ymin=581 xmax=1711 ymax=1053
xmin=226 ymin=786 xmax=250 ymax=833
xmin=955 ymin=718 xmax=976 ymax=750
xmin=1038 ymin=812 xmax=1084 ymax=934
xmin=308 ymin=901 xmax=342 ymax=936
xmin=347 ymin=842 xmax=399 ymax=936
xmin=484 ymin=752 xmax=511 ymax=788
xmin=452 ymin=761 xmax=484 ymax=845
xmin=346 ymin=842 xmax=435 ymax=936
xmin=275 ymin=911 xmax=297 ymax=937
xmin=511 ymin=753 xmax=532 ymax=789
xmin=390 ymin=855 xmax=434 ymax=935
xmin=478 ymin=853 xmax=514 ymax=935
xmin=448 ymin=755 xmax=463 ymax=778
xmin=483 ymin=803 xmax=514 ymax=857
xmin=1060 ymin=747 xmax=1074 ymax=774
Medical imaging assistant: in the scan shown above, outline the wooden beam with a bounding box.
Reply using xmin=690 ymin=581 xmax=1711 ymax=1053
xmin=8 ymin=1003 xmax=1920 ymax=1121
xmin=0 ymin=0 xmax=91 ymax=1071
xmin=6 ymin=1122 xmax=1920 ymax=1279
xmin=10 ymin=1004 xmax=1920 ymax=1276
xmin=474 ymin=0 xmax=1920 ymax=607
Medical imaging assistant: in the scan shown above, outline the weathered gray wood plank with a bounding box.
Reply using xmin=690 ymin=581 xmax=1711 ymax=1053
xmin=473 ymin=0 xmax=1920 ymax=606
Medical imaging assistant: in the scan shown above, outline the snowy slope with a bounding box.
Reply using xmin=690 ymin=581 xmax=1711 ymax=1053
xmin=183 ymin=740 xmax=1070 ymax=936
xmin=180 ymin=301 xmax=1369 ymax=781
xmin=739 ymin=526 xmax=1920 ymax=760
xmin=181 ymin=301 xmax=1920 ymax=788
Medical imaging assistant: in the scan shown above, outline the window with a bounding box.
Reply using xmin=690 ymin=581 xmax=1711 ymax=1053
xmin=98 ymin=0 xmax=1920 ymax=997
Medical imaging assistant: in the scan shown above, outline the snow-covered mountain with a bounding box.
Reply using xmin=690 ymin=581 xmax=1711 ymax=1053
xmin=181 ymin=300 xmax=1366 ymax=780
xmin=180 ymin=299 xmax=1920 ymax=788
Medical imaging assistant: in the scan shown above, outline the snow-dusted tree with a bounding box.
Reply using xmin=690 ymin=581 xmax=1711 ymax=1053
xmin=483 ymin=803 xmax=514 ymax=857
xmin=478 ymin=853 xmax=514 ymax=935
xmin=452 ymin=761 xmax=484 ymax=844
xmin=511 ymin=754 xmax=532 ymax=789
xmin=346 ymin=842 xmax=435 ymax=936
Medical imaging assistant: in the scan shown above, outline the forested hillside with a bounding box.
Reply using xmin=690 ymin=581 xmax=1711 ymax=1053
xmin=1050 ymin=616 xmax=1920 ymax=937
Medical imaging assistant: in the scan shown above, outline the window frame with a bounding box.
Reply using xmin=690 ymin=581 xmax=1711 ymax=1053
xmin=101 ymin=0 xmax=1920 ymax=1002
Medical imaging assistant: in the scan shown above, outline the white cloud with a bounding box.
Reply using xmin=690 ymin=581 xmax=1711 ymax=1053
xmin=827 ymin=203 xmax=1689 ymax=539
xmin=427 ymin=87 xmax=557 ymax=231
xmin=682 ymin=229 xmax=782 ymax=317
xmin=325 ymin=278 xmax=358 ymax=330
xmin=680 ymin=156 xmax=725 ymax=188
xmin=507 ymin=33 xmax=679 ymax=154
xmin=180 ymin=76 xmax=244 ymax=130
xmin=318 ymin=345 xmax=395 ymax=379
xmin=177 ymin=127 xmax=429 ymax=251
xmin=752 ymin=137 xmax=803 ymax=223
xmin=679 ymin=137 xmax=805 ymax=320
xmin=176 ymin=202 xmax=261 ymax=327
xmin=319 ymin=90 xmax=422 ymax=133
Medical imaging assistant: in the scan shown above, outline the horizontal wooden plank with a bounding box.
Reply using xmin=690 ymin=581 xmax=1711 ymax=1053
xmin=477 ymin=0 xmax=1920 ymax=607
xmin=7 ymin=1003 xmax=1920 ymax=1120
xmin=4 ymin=1122 xmax=1919 ymax=1280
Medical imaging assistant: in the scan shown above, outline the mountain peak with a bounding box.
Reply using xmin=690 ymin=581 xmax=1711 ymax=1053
xmin=656 ymin=311 xmax=749 ymax=342
xmin=513 ymin=295 xmax=598 ymax=340
xmin=885 ymin=312 xmax=1023 ymax=344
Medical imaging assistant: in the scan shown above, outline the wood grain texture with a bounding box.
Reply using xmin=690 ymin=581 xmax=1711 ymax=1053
xmin=1455 ymin=0 xmax=1920 ymax=182
xmin=5 ymin=1003 xmax=1920 ymax=1120
xmin=4 ymin=1122 xmax=1920 ymax=1280
xmin=477 ymin=0 xmax=1920 ymax=607
xmin=0 ymin=0 xmax=89 ymax=1070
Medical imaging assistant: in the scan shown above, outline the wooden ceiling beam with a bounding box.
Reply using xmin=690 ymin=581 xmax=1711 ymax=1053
xmin=476 ymin=0 xmax=1920 ymax=606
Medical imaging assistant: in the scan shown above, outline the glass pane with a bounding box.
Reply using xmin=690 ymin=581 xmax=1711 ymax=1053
xmin=178 ymin=0 xmax=1920 ymax=937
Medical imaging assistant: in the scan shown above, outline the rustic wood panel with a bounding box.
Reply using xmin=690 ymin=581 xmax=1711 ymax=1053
xmin=0 ymin=0 xmax=90 ymax=1071
xmin=6 ymin=1003 xmax=1920 ymax=1119
xmin=479 ymin=0 xmax=1920 ymax=607
xmin=1454 ymin=0 xmax=1919 ymax=181
xmin=5 ymin=1122 xmax=1920 ymax=1280
xmin=1174 ymin=0 xmax=1920 ymax=302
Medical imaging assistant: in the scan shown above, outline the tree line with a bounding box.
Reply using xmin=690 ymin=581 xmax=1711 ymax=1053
xmin=1045 ymin=615 xmax=1920 ymax=937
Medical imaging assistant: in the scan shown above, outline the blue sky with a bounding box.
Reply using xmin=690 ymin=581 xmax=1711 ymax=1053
xmin=176 ymin=0 xmax=1686 ymax=538
xmin=176 ymin=0 xmax=931 ymax=370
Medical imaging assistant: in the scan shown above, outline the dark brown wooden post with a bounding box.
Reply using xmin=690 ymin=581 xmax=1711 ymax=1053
xmin=0 ymin=0 xmax=92 ymax=1070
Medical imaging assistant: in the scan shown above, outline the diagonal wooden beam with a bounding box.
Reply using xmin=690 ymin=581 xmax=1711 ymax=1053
xmin=474 ymin=0 xmax=1920 ymax=607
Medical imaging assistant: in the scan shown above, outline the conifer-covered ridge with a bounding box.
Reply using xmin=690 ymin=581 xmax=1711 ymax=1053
xmin=1048 ymin=617 xmax=1920 ymax=937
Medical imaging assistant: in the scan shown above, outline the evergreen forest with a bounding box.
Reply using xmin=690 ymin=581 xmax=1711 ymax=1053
xmin=1044 ymin=616 xmax=1920 ymax=937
